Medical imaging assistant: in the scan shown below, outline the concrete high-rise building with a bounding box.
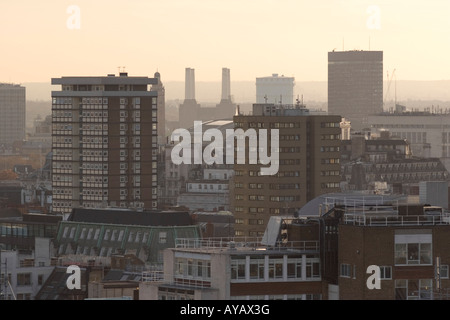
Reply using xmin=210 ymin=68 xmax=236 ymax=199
xmin=151 ymin=71 xmax=166 ymax=144
xmin=232 ymin=103 xmax=342 ymax=237
xmin=256 ymin=74 xmax=295 ymax=105
xmin=51 ymin=73 xmax=159 ymax=217
xmin=0 ymin=83 xmax=26 ymax=145
xmin=328 ymin=50 xmax=383 ymax=131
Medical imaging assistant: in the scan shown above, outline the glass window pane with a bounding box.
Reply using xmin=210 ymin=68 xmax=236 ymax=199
xmin=395 ymin=243 xmax=407 ymax=264
xmin=407 ymin=243 xmax=419 ymax=264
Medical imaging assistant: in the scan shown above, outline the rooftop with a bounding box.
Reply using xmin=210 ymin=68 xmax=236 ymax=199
xmin=173 ymin=237 xmax=319 ymax=255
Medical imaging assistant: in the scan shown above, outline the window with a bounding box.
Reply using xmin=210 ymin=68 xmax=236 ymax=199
xmin=395 ymin=243 xmax=432 ymax=265
xmin=440 ymin=265 xmax=449 ymax=279
xmin=306 ymin=258 xmax=320 ymax=279
xmin=17 ymin=273 xmax=32 ymax=286
xmin=231 ymin=258 xmax=246 ymax=280
xmin=395 ymin=279 xmax=433 ymax=300
xmin=380 ymin=266 xmax=392 ymax=280
xmin=159 ymin=232 xmax=167 ymax=244
xmin=340 ymin=263 xmax=351 ymax=278
xmin=249 ymin=259 xmax=265 ymax=280
xmin=38 ymin=274 xmax=44 ymax=285
xmin=268 ymin=258 xmax=284 ymax=279
xmin=394 ymin=232 xmax=432 ymax=265
xmin=287 ymin=258 xmax=302 ymax=279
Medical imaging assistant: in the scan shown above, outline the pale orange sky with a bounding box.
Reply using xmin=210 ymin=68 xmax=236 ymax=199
xmin=1 ymin=0 xmax=449 ymax=83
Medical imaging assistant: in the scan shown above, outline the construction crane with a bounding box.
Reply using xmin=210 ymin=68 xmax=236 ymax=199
xmin=384 ymin=69 xmax=396 ymax=112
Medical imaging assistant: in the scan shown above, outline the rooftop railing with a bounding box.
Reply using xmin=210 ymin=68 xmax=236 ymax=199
xmin=343 ymin=211 xmax=450 ymax=226
xmin=175 ymin=238 xmax=319 ymax=252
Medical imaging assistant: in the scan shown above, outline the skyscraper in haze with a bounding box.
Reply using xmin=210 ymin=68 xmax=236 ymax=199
xmin=328 ymin=50 xmax=383 ymax=131
xmin=51 ymin=73 xmax=159 ymax=217
xmin=0 ymin=83 xmax=26 ymax=145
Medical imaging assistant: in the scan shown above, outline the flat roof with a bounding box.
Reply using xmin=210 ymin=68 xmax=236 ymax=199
xmin=51 ymin=75 xmax=158 ymax=86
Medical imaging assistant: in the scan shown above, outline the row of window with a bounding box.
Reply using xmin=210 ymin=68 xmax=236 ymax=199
xmin=230 ymin=255 xmax=320 ymax=281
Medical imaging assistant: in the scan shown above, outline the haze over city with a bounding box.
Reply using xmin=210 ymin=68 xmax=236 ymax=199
xmin=2 ymin=0 xmax=450 ymax=304
xmin=1 ymin=0 xmax=450 ymax=84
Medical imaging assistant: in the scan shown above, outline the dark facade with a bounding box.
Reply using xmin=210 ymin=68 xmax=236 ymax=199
xmin=281 ymin=199 xmax=450 ymax=300
xmin=232 ymin=104 xmax=342 ymax=237
xmin=328 ymin=50 xmax=383 ymax=131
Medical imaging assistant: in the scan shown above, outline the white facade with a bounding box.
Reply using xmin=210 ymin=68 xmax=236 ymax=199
xmin=256 ymin=74 xmax=295 ymax=105
xmin=419 ymin=181 xmax=449 ymax=209
xmin=368 ymin=113 xmax=450 ymax=159
xmin=0 ymin=238 xmax=54 ymax=300
xmin=139 ymin=239 xmax=322 ymax=300
xmin=177 ymin=168 xmax=233 ymax=211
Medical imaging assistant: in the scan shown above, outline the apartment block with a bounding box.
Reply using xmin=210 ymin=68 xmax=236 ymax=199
xmin=51 ymin=73 xmax=159 ymax=216
xmin=231 ymin=103 xmax=342 ymax=237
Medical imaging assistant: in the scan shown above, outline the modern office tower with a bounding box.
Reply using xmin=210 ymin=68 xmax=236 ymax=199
xmin=151 ymin=71 xmax=166 ymax=144
xmin=256 ymin=74 xmax=295 ymax=105
xmin=232 ymin=103 xmax=342 ymax=237
xmin=0 ymin=83 xmax=26 ymax=145
xmin=51 ymin=73 xmax=159 ymax=217
xmin=328 ymin=50 xmax=383 ymax=131
xmin=178 ymin=68 xmax=201 ymax=129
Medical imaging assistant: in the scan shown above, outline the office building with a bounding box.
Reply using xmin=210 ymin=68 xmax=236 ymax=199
xmin=51 ymin=73 xmax=159 ymax=217
xmin=369 ymin=110 xmax=450 ymax=160
xmin=280 ymin=193 xmax=450 ymax=300
xmin=256 ymin=74 xmax=295 ymax=105
xmin=139 ymin=237 xmax=323 ymax=300
xmin=0 ymin=83 xmax=26 ymax=145
xmin=328 ymin=50 xmax=383 ymax=131
xmin=232 ymin=103 xmax=342 ymax=237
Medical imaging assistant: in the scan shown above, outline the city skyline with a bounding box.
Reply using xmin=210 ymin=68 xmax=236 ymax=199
xmin=1 ymin=1 xmax=450 ymax=84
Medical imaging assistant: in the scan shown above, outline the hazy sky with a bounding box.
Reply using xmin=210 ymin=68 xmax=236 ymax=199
xmin=1 ymin=0 xmax=449 ymax=83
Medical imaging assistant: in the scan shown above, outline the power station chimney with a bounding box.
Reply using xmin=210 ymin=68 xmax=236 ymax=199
xmin=185 ymin=68 xmax=196 ymax=101
xmin=221 ymin=67 xmax=231 ymax=102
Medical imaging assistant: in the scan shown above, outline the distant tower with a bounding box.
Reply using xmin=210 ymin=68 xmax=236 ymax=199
xmin=151 ymin=71 xmax=166 ymax=144
xmin=179 ymin=68 xmax=201 ymax=129
xmin=328 ymin=50 xmax=383 ymax=131
xmin=185 ymin=67 xmax=196 ymax=101
xmin=216 ymin=68 xmax=236 ymax=120
xmin=221 ymin=67 xmax=231 ymax=102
